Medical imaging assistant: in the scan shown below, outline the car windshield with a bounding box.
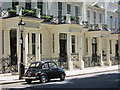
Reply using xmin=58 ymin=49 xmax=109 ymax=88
xmin=29 ymin=63 xmax=40 ymax=68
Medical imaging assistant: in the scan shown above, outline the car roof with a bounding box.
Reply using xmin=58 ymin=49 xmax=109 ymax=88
xmin=31 ymin=60 xmax=55 ymax=64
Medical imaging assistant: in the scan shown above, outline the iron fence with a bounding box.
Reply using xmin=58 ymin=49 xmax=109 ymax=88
xmin=27 ymin=54 xmax=36 ymax=66
xmin=41 ymin=57 xmax=68 ymax=69
xmin=110 ymin=56 xmax=120 ymax=65
xmin=0 ymin=57 xmax=18 ymax=74
xmin=83 ymin=56 xmax=100 ymax=68
xmin=71 ymin=53 xmax=79 ymax=61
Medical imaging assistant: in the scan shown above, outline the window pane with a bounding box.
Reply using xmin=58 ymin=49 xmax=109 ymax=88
xmin=32 ymin=33 xmax=35 ymax=55
xmin=25 ymin=0 xmax=31 ymax=9
xmin=72 ymin=35 xmax=75 ymax=43
xmin=67 ymin=4 xmax=71 ymax=14
xmin=49 ymin=62 xmax=57 ymax=68
xmin=30 ymin=63 xmax=40 ymax=68
xmin=42 ymin=63 xmax=49 ymax=69
xmin=58 ymin=2 xmax=62 ymax=10
xmin=72 ymin=45 xmax=75 ymax=53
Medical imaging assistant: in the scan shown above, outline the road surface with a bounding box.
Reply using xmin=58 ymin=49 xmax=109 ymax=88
xmin=1 ymin=70 xmax=120 ymax=89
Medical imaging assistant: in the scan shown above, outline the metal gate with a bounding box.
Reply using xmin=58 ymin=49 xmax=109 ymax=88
xmin=0 ymin=57 xmax=18 ymax=74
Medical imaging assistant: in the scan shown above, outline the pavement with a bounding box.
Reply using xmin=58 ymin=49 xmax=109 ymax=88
xmin=0 ymin=65 xmax=119 ymax=85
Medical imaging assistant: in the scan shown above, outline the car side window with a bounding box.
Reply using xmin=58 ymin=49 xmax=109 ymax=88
xmin=42 ymin=63 xmax=49 ymax=69
xmin=49 ymin=62 xmax=57 ymax=68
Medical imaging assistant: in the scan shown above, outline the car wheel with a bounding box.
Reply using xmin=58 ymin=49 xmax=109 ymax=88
xmin=40 ymin=75 xmax=47 ymax=83
xmin=60 ymin=73 xmax=65 ymax=81
xmin=26 ymin=79 xmax=32 ymax=84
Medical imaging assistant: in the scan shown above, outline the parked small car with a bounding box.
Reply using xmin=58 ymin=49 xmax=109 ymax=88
xmin=23 ymin=61 xmax=66 ymax=84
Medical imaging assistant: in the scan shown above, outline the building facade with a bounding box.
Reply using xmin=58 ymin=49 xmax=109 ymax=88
xmin=0 ymin=0 xmax=120 ymax=74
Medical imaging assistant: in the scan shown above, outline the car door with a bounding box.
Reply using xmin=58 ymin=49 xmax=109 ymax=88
xmin=48 ymin=62 xmax=60 ymax=78
xmin=41 ymin=63 xmax=51 ymax=77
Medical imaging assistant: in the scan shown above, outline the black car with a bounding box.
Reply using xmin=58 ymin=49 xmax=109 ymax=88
xmin=23 ymin=61 xmax=66 ymax=84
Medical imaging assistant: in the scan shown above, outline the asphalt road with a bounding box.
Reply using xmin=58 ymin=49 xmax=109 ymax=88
xmin=1 ymin=70 xmax=120 ymax=89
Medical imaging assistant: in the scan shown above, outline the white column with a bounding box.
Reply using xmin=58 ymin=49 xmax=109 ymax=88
xmin=36 ymin=9 xmax=41 ymax=18
xmin=35 ymin=31 xmax=41 ymax=61
xmin=66 ymin=14 xmax=71 ymax=24
xmin=106 ymin=38 xmax=111 ymax=66
xmin=98 ymin=37 xmax=104 ymax=67
xmin=19 ymin=6 xmax=22 ymax=16
xmin=17 ymin=29 xmax=21 ymax=73
xmin=88 ymin=37 xmax=92 ymax=56
xmin=24 ymin=32 xmax=28 ymax=68
xmin=67 ymin=33 xmax=73 ymax=70
xmin=16 ymin=5 xmax=20 ymax=15
xmin=78 ymin=34 xmax=84 ymax=69
xmin=78 ymin=16 xmax=82 ymax=25
xmin=112 ymin=39 xmax=115 ymax=56
xmin=82 ymin=2 xmax=87 ymax=22
xmin=29 ymin=33 xmax=32 ymax=54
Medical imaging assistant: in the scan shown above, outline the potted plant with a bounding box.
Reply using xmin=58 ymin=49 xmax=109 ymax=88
xmin=102 ymin=24 xmax=108 ymax=30
xmin=8 ymin=9 xmax=17 ymax=17
xmin=41 ymin=15 xmax=52 ymax=22
xmin=88 ymin=25 xmax=94 ymax=31
xmin=22 ymin=9 xmax=35 ymax=16
xmin=71 ymin=16 xmax=77 ymax=21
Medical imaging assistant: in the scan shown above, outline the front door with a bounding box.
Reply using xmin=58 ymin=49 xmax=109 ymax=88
xmin=10 ymin=30 xmax=17 ymax=65
xmin=115 ymin=40 xmax=119 ymax=57
xmin=92 ymin=38 xmax=98 ymax=65
xmin=59 ymin=33 xmax=67 ymax=62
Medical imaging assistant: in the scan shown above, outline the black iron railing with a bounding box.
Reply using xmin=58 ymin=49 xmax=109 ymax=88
xmin=0 ymin=56 xmax=18 ymax=74
xmin=110 ymin=56 xmax=120 ymax=65
xmin=83 ymin=56 xmax=100 ymax=68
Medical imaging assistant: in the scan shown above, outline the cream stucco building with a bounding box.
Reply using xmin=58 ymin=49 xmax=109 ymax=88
xmin=0 ymin=0 xmax=120 ymax=74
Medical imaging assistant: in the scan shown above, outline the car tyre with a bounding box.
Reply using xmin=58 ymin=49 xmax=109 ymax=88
xmin=40 ymin=75 xmax=47 ymax=83
xmin=26 ymin=79 xmax=32 ymax=84
xmin=60 ymin=73 xmax=65 ymax=81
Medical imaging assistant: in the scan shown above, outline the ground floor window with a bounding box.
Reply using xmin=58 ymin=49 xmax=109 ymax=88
xmin=40 ymin=34 xmax=42 ymax=54
xmin=32 ymin=33 xmax=35 ymax=55
xmin=71 ymin=35 xmax=75 ymax=53
xmin=53 ymin=34 xmax=55 ymax=53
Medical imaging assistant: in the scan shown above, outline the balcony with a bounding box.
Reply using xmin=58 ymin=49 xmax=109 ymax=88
xmin=111 ymin=28 xmax=120 ymax=34
xmin=88 ymin=24 xmax=109 ymax=31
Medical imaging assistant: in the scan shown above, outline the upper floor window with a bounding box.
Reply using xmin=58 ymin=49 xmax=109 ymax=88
xmin=75 ymin=6 xmax=79 ymax=16
xmin=25 ymin=0 xmax=31 ymax=10
xmin=99 ymin=13 xmax=102 ymax=23
xmin=58 ymin=2 xmax=62 ymax=10
xmin=58 ymin=2 xmax=62 ymax=18
xmin=40 ymin=34 xmax=42 ymax=54
xmin=37 ymin=0 xmax=43 ymax=15
xmin=12 ymin=0 xmax=19 ymax=9
xmin=93 ymin=12 xmax=96 ymax=24
xmin=32 ymin=33 xmax=35 ymax=55
xmin=71 ymin=35 xmax=75 ymax=53
xmin=67 ymin=4 xmax=71 ymax=14
xmin=94 ymin=12 xmax=96 ymax=19
xmin=115 ymin=17 xmax=117 ymax=29
xmin=87 ymin=10 xmax=90 ymax=18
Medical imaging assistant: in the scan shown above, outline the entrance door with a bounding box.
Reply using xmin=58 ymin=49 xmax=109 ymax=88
xmin=115 ymin=40 xmax=119 ymax=57
xmin=59 ymin=33 xmax=67 ymax=62
xmin=92 ymin=38 xmax=98 ymax=63
xmin=10 ymin=30 xmax=17 ymax=65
